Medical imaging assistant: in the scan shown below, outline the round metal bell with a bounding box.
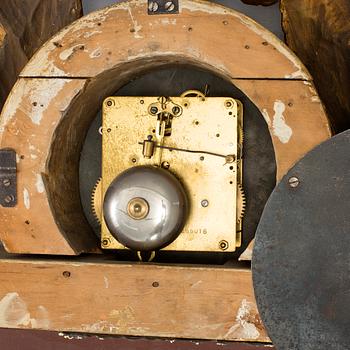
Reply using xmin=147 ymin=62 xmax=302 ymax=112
xmin=103 ymin=166 xmax=188 ymax=251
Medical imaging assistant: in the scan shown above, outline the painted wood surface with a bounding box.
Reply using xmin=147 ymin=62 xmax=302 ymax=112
xmin=0 ymin=257 xmax=270 ymax=342
xmin=0 ymin=0 xmax=82 ymax=110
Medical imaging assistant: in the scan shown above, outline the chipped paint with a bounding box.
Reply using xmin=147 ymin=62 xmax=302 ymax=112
xmin=28 ymin=79 xmax=67 ymax=125
xmin=104 ymin=276 xmax=109 ymax=289
xmin=83 ymin=30 xmax=102 ymax=38
xmin=58 ymin=332 xmax=83 ymax=340
xmin=35 ymin=174 xmax=45 ymax=194
xmin=191 ymin=280 xmax=202 ymax=288
xmin=90 ymin=48 xmax=102 ymax=58
xmin=127 ymin=7 xmax=143 ymax=39
xmin=0 ymin=293 xmax=31 ymax=327
xmin=0 ymin=293 xmax=49 ymax=329
xmin=224 ymin=299 xmax=260 ymax=340
xmin=59 ymin=44 xmax=85 ymax=61
xmin=181 ymin=0 xmax=228 ymax=15
xmin=263 ymin=101 xmax=292 ymax=144
xmin=23 ymin=188 xmax=30 ymax=209
xmin=272 ymin=101 xmax=292 ymax=144
xmin=161 ymin=18 xmax=177 ymax=25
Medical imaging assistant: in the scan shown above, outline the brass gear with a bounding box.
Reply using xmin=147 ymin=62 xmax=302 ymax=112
xmin=237 ymin=183 xmax=246 ymax=223
xmin=91 ymin=178 xmax=102 ymax=224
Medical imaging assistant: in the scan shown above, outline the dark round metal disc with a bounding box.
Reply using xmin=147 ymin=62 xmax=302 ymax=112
xmin=253 ymin=130 xmax=350 ymax=350
xmin=103 ymin=166 xmax=188 ymax=251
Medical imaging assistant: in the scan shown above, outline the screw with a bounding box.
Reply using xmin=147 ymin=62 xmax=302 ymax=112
xmin=161 ymin=161 xmax=170 ymax=169
xmin=131 ymin=158 xmax=137 ymax=163
xmin=4 ymin=195 xmax=14 ymax=203
xmin=225 ymin=100 xmax=233 ymax=108
xmin=2 ymin=179 xmax=10 ymax=187
xmin=165 ymin=1 xmax=175 ymax=12
xmin=152 ymin=281 xmax=159 ymax=287
xmin=148 ymin=1 xmax=159 ymax=12
xmin=288 ymin=176 xmax=300 ymax=188
xmin=62 ymin=271 xmax=71 ymax=278
xmin=102 ymin=239 xmax=109 ymax=247
xmin=150 ymin=106 xmax=158 ymax=115
xmin=172 ymin=106 xmax=181 ymax=115
xmin=106 ymin=100 xmax=113 ymax=107
xmin=219 ymin=240 xmax=229 ymax=251
xmin=201 ymin=199 xmax=209 ymax=208
xmin=200 ymin=156 xmax=204 ymax=161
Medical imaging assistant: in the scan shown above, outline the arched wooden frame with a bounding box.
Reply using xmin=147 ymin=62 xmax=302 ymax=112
xmin=0 ymin=0 xmax=330 ymax=255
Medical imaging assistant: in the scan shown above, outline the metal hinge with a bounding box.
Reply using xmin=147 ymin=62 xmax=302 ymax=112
xmin=148 ymin=0 xmax=179 ymax=15
xmin=0 ymin=149 xmax=17 ymax=207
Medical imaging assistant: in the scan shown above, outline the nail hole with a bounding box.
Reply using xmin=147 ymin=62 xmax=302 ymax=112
xmin=20 ymin=155 xmax=25 ymax=159
xmin=63 ymin=271 xmax=71 ymax=278
xmin=216 ymin=133 xmax=220 ymax=137
xmin=32 ymin=102 xmax=37 ymax=106
xmin=244 ymin=45 xmax=250 ymax=49
xmin=25 ymin=220 xmax=30 ymax=225
xmin=188 ymin=27 xmax=193 ymax=32
xmin=152 ymin=281 xmax=159 ymax=287
xmin=230 ymin=166 xmax=234 ymax=170
xmin=200 ymin=156 xmax=204 ymax=161
xmin=223 ymin=20 xmax=228 ymax=25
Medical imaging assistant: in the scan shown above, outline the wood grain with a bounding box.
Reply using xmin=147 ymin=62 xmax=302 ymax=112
xmin=281 ymin=0 xmax=350 ymax=132
xmin=0 ymin=257 xmax=270 ymax=342
xmin=0 ymin=0 xmax=82 ymax=111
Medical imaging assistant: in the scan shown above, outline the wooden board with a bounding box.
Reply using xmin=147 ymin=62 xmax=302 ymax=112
xmin=0 ymin=257 xmax=270 ymax=343
xmin=281 ymin=0 xmax=350 ymax=133
xmin=0 ymin=0 xmax=331 ymax=255
xmin=0 ymin=0 xmax=82 ymax=111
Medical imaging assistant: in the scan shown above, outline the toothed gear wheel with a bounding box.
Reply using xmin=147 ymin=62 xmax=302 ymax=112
xmin=237 ymin=183 xmax=246 ymax=223
xmin=91 ymin=178 xmax=102 ymax=224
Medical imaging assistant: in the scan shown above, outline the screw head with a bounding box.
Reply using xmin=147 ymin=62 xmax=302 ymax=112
xmin=2 ymin=179 xmax=10 ymax=187
xmin=288 ymin=176 xmax=300 ymax=188
xmin=201 ymin=199 xmax=209 ymax=208
xmin=106 ymin=99 xmax=114 ymax=107
xmin=152 ymin=281 xmax=159 ymax=287
xmin=148 ymin=1 xmax=159 ymax=12
xmin=219 ymin=240 xmax=229 ymax=251
xmin=62 ymin=271 xmax=71 ymax=278
xmin=150 ymin=106 xmax=158 ymax=115
xmin=172 ymin=106 xmax=181 ymax=115
xmin=165 ymin=1 xmax=175 ymax=11
xmin=102 ymin=239 xmax=109 ymax=247
xmin=161 ymin=161 xmax=170 ymax=169
xmin=225 ymin=100 xmax=233 ymax=108
xmin=4 ymin=195 xmax=14 ymax=203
